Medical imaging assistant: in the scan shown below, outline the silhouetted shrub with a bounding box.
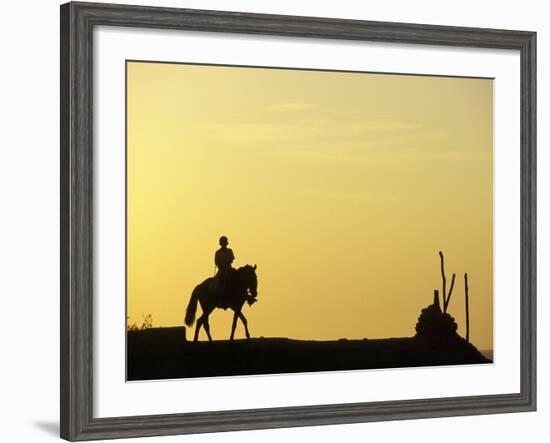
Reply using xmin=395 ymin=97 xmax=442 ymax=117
xmin=127 ymin=314 xmax=153 ymax=331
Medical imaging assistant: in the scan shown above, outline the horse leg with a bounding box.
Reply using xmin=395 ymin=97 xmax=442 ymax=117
xmin=203 ymin=315 xmax=213 ymax=341
xmin=237 ymin=311 xmax=250 ymax=339
xmin=230 ymin=311 xmax=239 ymax=340
xmin=194 ymin=316 xmax=204 ymax=341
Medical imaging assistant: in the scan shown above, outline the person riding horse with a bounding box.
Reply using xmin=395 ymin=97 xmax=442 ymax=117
xmin=185 ymin=235 xmax=258 ymax=341
xmin=213 ymin=236 xmax=235 ymax=298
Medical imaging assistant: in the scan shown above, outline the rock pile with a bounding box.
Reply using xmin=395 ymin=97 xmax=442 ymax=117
xmin=415 ymin=302 xmax=458 ymax=339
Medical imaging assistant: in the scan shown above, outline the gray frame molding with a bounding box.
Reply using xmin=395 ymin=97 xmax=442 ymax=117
xmin=60 ymin=2 xmax=536 ymax=441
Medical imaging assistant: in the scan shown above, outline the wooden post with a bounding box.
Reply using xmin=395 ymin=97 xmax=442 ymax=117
xmin=433 ymin=289 xmax=440 ymax=310
xmin=464 ymin=273 xmax=470 ymax=343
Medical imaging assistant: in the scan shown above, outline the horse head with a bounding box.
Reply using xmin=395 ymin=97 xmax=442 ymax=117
xmin=240 ymin=264 xmax=258 ymax=298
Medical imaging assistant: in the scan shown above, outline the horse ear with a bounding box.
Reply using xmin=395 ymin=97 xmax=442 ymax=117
xmin=253 ymin=264 xmax=257 ymax=270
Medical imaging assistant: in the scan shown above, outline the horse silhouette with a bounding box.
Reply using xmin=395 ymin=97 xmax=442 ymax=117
xmin=184 ymin=264 xmax=258 ymax=341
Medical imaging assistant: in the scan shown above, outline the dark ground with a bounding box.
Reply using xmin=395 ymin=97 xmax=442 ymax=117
xmin=127 ymin=327 xmax=491 ymax=381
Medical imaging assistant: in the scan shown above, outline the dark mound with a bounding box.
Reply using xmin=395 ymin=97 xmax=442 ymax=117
xmin=127 ymin=324 xmax=491 ymax=381
xmin=416 ymin=303 xmax=458 ymax=338
xmin=415 ymin=301 xmax=488 ymax=363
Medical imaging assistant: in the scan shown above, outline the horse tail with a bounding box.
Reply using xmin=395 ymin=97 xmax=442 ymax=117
xmin=185 ymin=286 xmax=201 ymax=327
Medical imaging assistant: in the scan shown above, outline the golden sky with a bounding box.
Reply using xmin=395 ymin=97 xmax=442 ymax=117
xmin=127 ymin=61 xmax=493 ymax=350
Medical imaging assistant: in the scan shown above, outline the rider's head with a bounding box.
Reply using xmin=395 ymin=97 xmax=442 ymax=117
xmin=219 ymin=236 xmax=229 ymax=247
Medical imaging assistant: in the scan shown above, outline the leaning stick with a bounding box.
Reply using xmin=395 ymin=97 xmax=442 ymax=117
xmin=464 ymin=273 xmax=470 ymax=342
xmin=444 ymin=273 xmax=456 ymax=313
xmin=439 ymin=251 xmax=447 ymax=309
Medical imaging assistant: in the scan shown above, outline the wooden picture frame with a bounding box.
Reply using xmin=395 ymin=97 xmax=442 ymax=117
xmin=60 ymin=1 xmax=536 ymax=440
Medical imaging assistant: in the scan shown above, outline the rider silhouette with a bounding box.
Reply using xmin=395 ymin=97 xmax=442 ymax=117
xmin=213 ymin=236 xmax=234 ymax=297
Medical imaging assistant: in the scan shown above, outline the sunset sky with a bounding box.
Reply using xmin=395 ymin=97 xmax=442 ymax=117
xmin=126 ymin=61 xmax=493 ymax=351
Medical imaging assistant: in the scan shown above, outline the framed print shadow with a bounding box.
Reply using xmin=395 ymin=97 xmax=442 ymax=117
xmin=60 ymin=1 xmax=536 ymax=441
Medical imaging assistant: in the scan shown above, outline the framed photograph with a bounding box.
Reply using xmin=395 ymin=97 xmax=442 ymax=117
xmin=60 ymin=1 xmax=536 ymax=440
